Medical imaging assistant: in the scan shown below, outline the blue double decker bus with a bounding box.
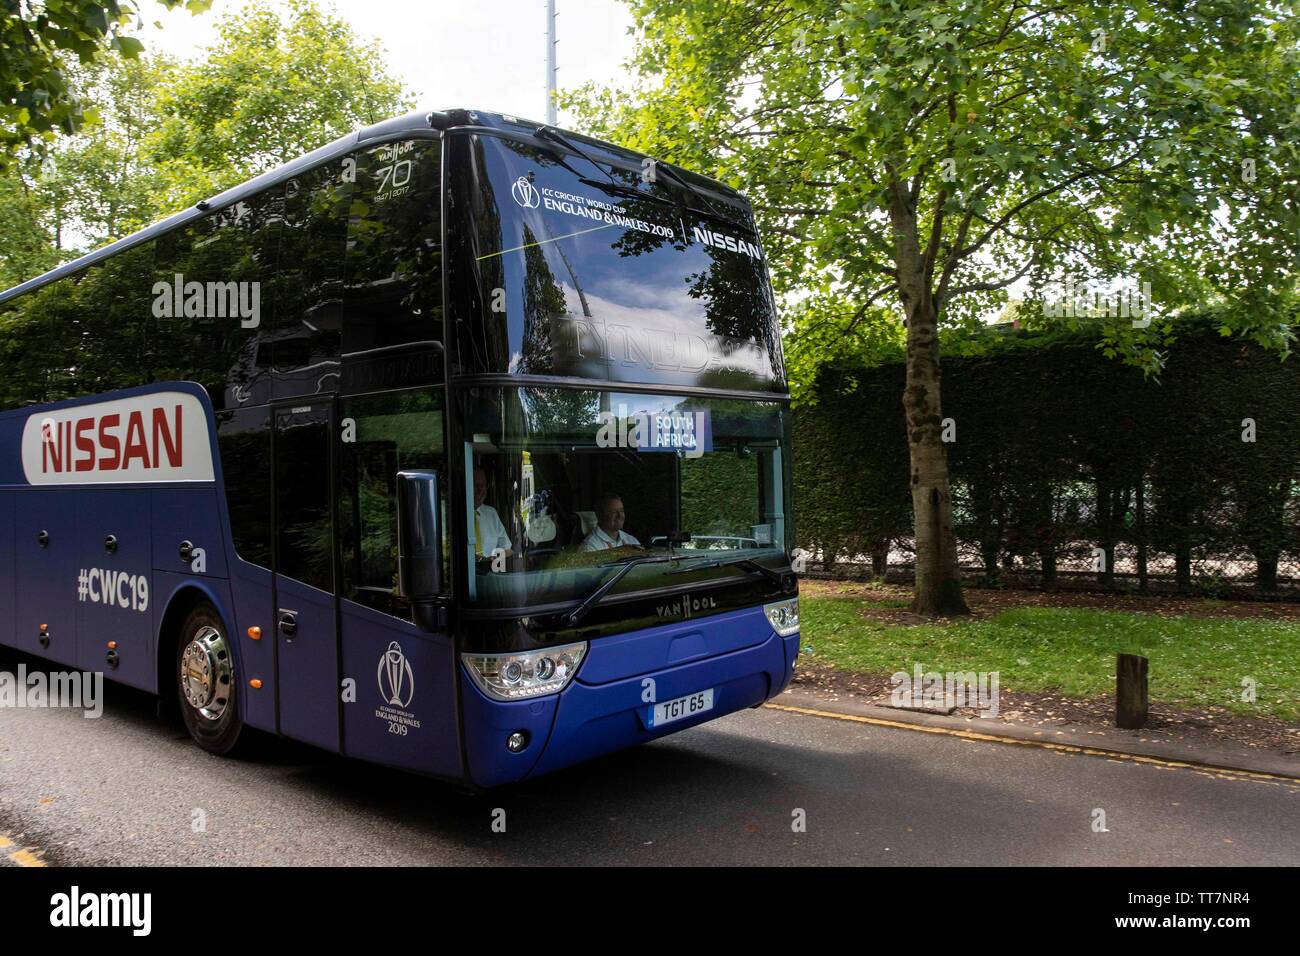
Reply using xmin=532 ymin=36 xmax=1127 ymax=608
xmin=0 ymin=109 xmax=798 ymax=788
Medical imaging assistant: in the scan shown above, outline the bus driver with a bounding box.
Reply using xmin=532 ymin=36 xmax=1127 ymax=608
xmin=581 ymin=492 xmax=643 ymax=551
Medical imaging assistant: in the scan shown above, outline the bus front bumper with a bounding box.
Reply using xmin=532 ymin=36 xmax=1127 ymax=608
xmin=459 ymin=606 xmax=799 ymax=788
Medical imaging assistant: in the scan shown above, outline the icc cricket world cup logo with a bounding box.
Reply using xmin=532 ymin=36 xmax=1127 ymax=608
xmin=378 ymin=641 xmax=415 ymax=708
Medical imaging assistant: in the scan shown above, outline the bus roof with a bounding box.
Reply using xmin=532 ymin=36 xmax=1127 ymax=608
xmin=0 ymin=109 xmax=753 ymax=305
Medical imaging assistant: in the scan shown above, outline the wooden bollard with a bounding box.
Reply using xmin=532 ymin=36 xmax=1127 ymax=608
xmin=1116 ymin=653 xmax=1149 ymax=729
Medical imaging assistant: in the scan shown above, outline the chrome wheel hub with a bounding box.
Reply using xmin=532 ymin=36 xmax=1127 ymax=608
xmin=181 ymin=625 xmax=232 ymax=721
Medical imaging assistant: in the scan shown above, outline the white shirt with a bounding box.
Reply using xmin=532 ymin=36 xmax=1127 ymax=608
xmin=581 ymin=526 xmax=642 ymax=551
xmin=474 ymin=503 xmax=511 ymax=555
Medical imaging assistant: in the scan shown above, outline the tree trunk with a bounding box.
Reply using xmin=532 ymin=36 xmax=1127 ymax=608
xmin=980 ymin=538 xmax=1000 ymax=585
xmin=889 ymin=190 xmax=969 ymax=616
xmin=1175 ymin=543 xmax=1192 ymax=593
xmin=1095 ymin=481 xmax=1116 ymax=590
xmin=1256 ymin=553 xmax=1279 ymax=593
xmin=1135 ymin=479 xmax=1149 ymax=594
xmin=870 ymin=540 xmax=889 ymax=579
xmin=1038 ymin=547 xmax=1057 ymax=588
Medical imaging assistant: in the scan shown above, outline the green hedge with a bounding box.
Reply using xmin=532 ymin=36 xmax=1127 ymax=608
xmin=794 ymin=319 xmax=1300 ymax=594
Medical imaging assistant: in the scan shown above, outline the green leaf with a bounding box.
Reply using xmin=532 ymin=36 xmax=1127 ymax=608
xmin=111 ymin=35 xmax=145 ymax=59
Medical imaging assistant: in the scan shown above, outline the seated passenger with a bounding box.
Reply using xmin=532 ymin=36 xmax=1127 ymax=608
xmin=581 ymin=493 xmax=643 ymax=551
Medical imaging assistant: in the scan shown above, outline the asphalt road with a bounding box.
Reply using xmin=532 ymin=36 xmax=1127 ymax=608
xmin=2 ymin=650 xmax=1297 ymax=867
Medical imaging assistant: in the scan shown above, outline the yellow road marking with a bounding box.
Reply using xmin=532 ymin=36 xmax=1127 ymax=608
xmin=765 ymin=702 xmax=1300 ymax=786
xmin=0 ymin=832 xmax=48 ymax=866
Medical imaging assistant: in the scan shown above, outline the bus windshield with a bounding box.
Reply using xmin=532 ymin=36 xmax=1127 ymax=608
xmin=446 ymin=131 xmax=786 ymax=392
xmin=460 ymin=385 xmax=792 ymax=609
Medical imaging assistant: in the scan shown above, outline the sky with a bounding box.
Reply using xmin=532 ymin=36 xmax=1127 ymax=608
xmin=137 ymin=0 xmax=638 ymax=126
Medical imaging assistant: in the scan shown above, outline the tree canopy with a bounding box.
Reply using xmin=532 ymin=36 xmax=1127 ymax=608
xmin=0 ymin=0 xmax=210 ymax=165
xmin=0 ymin=0 xmax=412 ymax=288
xmin=565 ymin=0 xmax=1300 ymax=381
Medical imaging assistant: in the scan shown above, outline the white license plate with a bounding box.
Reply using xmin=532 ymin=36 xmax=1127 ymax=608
xmin=647 ymin=689 xmax=714 ymax=728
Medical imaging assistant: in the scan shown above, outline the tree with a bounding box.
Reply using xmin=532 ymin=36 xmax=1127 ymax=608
xmin=0 ymin=161 xmax=57 ymax=286
xmin=1 ymin=0 xmax=412 ymax=283
xmin=36 ymin=54 xmax=174 ymax=251
xmin=145 ymin=0 xmax=413 ymax=205
xmin=0 ymin=0 xmax=209 ymax=166
xmin=563 ymin=0 xmax=1300 ymax=615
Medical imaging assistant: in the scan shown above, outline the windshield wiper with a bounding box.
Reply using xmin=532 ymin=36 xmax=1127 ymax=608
xmin=535 ymin=126 xmax=620 ymax=186
xmin=666 ymin=554 xmax=787 ymax=586
xmin=640 ymin=161 xmax=736 ymax=222
xmin=564 ymin=554 xmax=674 ymax=628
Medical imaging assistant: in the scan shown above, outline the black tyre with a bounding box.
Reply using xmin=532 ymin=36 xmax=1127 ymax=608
xmin=175 ymin=603 xmax=244 ymax=755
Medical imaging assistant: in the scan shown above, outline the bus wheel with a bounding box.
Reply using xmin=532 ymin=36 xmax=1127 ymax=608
xmin=176 ymin=604 xmax=243 ymax=755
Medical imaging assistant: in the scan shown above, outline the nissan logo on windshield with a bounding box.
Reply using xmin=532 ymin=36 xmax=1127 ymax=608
xmin=511 ymin=176 xmax=541 ymax=208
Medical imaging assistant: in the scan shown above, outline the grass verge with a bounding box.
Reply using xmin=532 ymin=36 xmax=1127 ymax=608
xmin=801 ymin=597 xmax=1300 ymax=721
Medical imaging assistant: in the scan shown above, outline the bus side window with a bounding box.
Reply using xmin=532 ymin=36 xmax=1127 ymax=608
xmin=150 ymin=201 xmax=277 ymax=411
xmin=338 ymin=388 xmax=446 ymax=620
xmin=275 ymin=162 xmax=349 ymax=400
xmin=342 ymin=139 xmax=444 ymax=395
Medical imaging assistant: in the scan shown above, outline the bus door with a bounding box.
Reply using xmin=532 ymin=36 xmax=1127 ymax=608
xmin=273 ymin=401 xmax=341 ymax=751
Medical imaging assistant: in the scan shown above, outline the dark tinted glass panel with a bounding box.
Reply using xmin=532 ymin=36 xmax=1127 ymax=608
xmin=152 ymin=196 xmax=278 ymax=411
xmin=275 ymin=404 xmax=333 ymax=591
xmin=0 ymin=242 xmax=159 ymax=411
xmin=216 ymin=405 xmax=272 ymax=568
xmin=342 ymin=139 xmax=444 ymax=394
xmin=338 ymin=388 xmax=446 ymax=619
xmin=77 ymin=244 xmax=158 ymax=396
xmin=276 ymin=160 xmax=349 ymax=399
xmin=446 ymin=132 xmax=785 ymax=391
xmin=0 ymin=271 xmax=81 ymax=408
xmin=458 ymin=385 xmax=792 ymax=608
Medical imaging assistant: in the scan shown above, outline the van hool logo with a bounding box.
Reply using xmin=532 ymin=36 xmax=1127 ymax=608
xmin=21 ymin=392 xmax=215 ymax=486
xmin=152 ymin=273 xmax=261 ymax=329
xmin=378 ymin=641 xmax=414 ymax=707
xmin=656 ymin=592 xmax=719 ymax=620
xmin=511 ymin=176 xmax=541 ymax=208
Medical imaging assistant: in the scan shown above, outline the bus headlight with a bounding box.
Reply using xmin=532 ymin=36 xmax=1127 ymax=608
xmin=764 ymin=597 xmax=799 ymax=636
xmin=462 ymin=642 xmax=588 ymax=701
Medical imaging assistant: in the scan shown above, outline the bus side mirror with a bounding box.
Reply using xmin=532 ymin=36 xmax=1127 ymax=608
xmin=396 ymin=469 xmax=444 ymax=631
